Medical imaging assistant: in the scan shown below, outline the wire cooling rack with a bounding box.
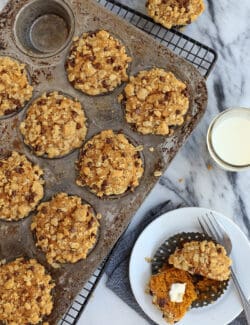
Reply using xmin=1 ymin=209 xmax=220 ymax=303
xmin=59 ymin=1 xmax=217 ymax=324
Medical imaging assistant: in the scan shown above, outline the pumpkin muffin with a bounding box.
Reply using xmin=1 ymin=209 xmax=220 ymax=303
xmin=0 ymin=258 xmax=54 ymax=325
xmin=66 ymin=30 xmax=132 ymax=95
xmin=76 ymin=130 xmax=144 ymax=197
xmin=146 ymin=0 xmax=205 ymax=29
xmin=31 ymin=193 xmax=101 ymax=267
xmin=120 ymin=68 xmax=189 ymax=135
xmin=169 ymin=240 xmax=232 ymax=281
xmin=149 ymin=267 xmax=197 ymax=324
xmin=20 ymin=91 xmax=87 ymax=158
xmin=0 ymin=56 xmax=33 ymax=117
xmin=0 ymin=151 xmax=44 ymax=221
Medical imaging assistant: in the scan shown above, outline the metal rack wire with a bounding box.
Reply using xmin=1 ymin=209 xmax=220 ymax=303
xmin=59 ymin=1 xmax=217 ymax=324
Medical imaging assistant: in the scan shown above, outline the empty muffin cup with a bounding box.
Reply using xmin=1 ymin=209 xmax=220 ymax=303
xmin=14 ymin=0 xmax=75 ymax=57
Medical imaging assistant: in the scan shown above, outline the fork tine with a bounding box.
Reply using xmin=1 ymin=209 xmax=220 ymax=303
xmin=198 ymin=217 xmax=208 ymax=235
xmin=210 ymin=212 xmax=226 ymax=237
xmin=207 ymin=212 xmax=223 ymax=242
xmin=201 ymin=214 xmax=219 ymax=242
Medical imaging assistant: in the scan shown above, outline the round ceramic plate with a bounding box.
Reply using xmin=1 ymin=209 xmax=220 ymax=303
xmin=129 ymin=207 xmax=250 ymax=325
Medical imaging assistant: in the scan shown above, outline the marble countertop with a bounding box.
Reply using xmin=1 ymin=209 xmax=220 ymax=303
xmin=0 ymin=0 xmax=250 ymax=324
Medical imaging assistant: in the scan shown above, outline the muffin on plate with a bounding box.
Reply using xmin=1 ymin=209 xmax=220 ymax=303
xmin=120 ymin=68 xmax=189 ymax=135
xmin=31 ymin=193 xmax=101 ymax=267
xmin=20 ymin=91 xmax=87 ymax=158
xmin=0 ymin=151 xmax=44 ymax=221
xmin=66 ymin=30 xmax=132 ymax=95
xmin=0 ymin=56 xmax=33 ymax=117
xmin=0 ymin=258 xmax=54 ymax=325
xmin=149 ymin=266 xmax=197 ymax=324
xmin=76 ymin=130 xmax=144 ymax=197
xmin=169 ymin=240 xmax=232 ymax=281
xmin=146 ymin=0 xmax=205 ymax=29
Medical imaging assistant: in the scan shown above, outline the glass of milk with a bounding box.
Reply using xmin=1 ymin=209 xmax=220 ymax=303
xmin=207 ymin=107 xmax=250 ymax=171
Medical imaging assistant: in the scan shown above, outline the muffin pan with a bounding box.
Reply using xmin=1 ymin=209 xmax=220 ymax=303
xmin=0 ymin=0 xmax=207 ymax=323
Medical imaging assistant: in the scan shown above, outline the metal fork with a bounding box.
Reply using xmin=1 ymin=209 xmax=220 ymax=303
xmin=198 ymin=212 xmax=250 ymax=324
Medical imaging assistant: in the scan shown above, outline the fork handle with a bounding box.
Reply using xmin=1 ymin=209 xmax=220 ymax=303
xmin=231 ymin=268 xmax=250 ymax=324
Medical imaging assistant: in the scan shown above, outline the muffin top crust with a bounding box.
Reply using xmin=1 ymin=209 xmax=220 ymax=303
xmin=76 ymin=130 xmax=144 ymax=197
xmin=0 ymin=258 xmax=54 ymax=325
xmin=146 ymin=0 xmax=205 ymax=29
xmin=66 ymin=30 xmax=132 ymax=95
xmin=31 ymin=192 xmax=101 ymax=267
xmin=20 ymin=91 xmax=87 ymax=158
xmin=120 ymin=68 xmax=189 ymax=135
xmin=0 ymin=56 xmax=33 ymax=117
xmin=0 ymin=151 xmax=44 ymax=221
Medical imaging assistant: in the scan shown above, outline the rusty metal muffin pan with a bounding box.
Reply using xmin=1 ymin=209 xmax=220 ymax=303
xmin=0 ymin=0 xmax=207 ymax=323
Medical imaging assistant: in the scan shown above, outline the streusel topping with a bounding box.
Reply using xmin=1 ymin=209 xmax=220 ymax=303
xmin=31 ymin=193 xmax=101 ymax=267
xmin=169 ymin=240 xmax=232 ymax=281
xmin=20 ymin=91 xmax=87 ymax=158
xmin=66 ymin=30 xmax=132 ymax=95
xmin=0 ymin=151 xmax=44 ymax=221
xmin=0 ymin=258 xmax=54 ymax=325
xmin=121 ymin=68 xmax=189 ymax=135
xmin=76 ymin=130 xmax=144 ymax=197
xmin=146 ymin=0 xmax=205 ymax=29
xmin=0 ymin=56 xmax=33 ymax=117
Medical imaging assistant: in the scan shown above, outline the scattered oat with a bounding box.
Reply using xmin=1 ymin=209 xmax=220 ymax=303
xmin=0 ymin=258 xmax=54 ymax=325
xmin=0 ymin=56 xmax=33 ymax=116
xmin=145 ymin=257 xmax=152 ymax=263
xmin=154 ymin=170 xmax=163 ymax=177
xmin=76 ymin=130 xmax=144 ymax=197
xmin=0 ymin=151 xmax=44 ymax=221
xmin=207 ymin=164 xmax=213 ymax=171
xmin=66 ymin=30 xmax=132 ymax=95
xmin=31 ymin=193 xmax=100 ymax=266
xmin=149 ymin=147 xmax=155 ymax=152
xmin=146 ymin=0 xmax=205 ymax=29
xmin=178 ymin=178 xmax=184 ymax=183
xmin=123 ymin=68 xmax=189 ymax=135
xmin=20 ymin=91 xmax=87 ymax=158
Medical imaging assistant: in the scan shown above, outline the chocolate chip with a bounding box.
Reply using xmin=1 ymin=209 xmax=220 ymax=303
xmin=0 ymin=161 xmax=3 ymax=167
xmin=36 ymin=296 xmax=42 ymax=302
xmin=88 ymin=143 xmax=94 ymax=149
xmin=39 ymin=235 xmax=45 ymax=241
xmin=4 ymin=109 xmax=15 ymax=115
xmin=76 ymin=123 xmax=81 ymax=129
xmin=37 ymin=99 xmax=46 ymax=105
xmin=160 ymin=76 xmax=166 ymax=82
xmin=93 ymin=62 xmax=101 ymax=69
xmin=41 ymin=207 xmax=47 ymax=214
xmin=14 ymin=167 xmax=24 ymax=174
xmin=67 ymin=59 xmax=75 ymax=67
xmin=87 ymin=162 xmax=92 ymax=167
xmin=25 ymin=192 xmax=35 ymax=203
xmin=114 ymin=65 xmax=122 ymax=72
xmin=5 ymin=170 xmax=11 ymax=177
xmin=102 ymin=80 xmax=109 ymax=89
xmin=71 ymin=111 xmax=78 ymax=118
xmin=13 ymin=271 xmax=19 ymax=276
xmin=101 ymin=180 xmax=108 ymax=190
xmin=217 ymin=248 xmax=222 ymax=253
xmin=105 ymin=138 xmax=112 ymax=144
xmin=106 ymin=57 xmax=115 ymax=64
xmin=158 ymin=298 xmax=166 ymax=308
xmin=56 ymin=99 xmax=62 ymax=105
xmin=40 ymin=284 xmax=45 ymax=290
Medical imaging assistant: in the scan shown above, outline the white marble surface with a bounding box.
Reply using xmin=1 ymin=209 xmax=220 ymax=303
xmin=1 ymin=0 xmax=250 ymax=324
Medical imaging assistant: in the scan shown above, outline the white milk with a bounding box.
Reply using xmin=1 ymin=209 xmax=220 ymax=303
xmin=211 ymin=110 xmax=250 ymax=166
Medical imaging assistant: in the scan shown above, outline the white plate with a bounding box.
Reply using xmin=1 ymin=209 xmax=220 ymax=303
xmin=129 ymin=207 xmax=250 ymax=325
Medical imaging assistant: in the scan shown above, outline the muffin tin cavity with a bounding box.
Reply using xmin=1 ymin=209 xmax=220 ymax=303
xmin=14 ymin=0 xmax=75 ymax=57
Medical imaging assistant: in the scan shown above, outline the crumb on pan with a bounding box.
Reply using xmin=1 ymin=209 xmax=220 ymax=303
xmin=0 ymin=151 xmax=44 ymax=221
xmin=76 ymin=130 xmax=144 ymax=197
xmin=0 ymin=56 xmax=33 ymax=117
xmin=123 ymin=68 xmax=189 ymax=135
xmin=168 ymin=240 xmax=232 ymax=281
xmin=20 ymin=91 xmax=87 ymax=158
xmin=0 ymin=258 xmax=54 ymax=325
xmin=149 ymin=267 xmax=197 ymax=324
xmin=31 ymin=193 xmax=101 ymax=266
xmin=66 ymin=30 xmax=132 ymax=95
xmin=146 ymin=0 xmax=205 ymax=29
